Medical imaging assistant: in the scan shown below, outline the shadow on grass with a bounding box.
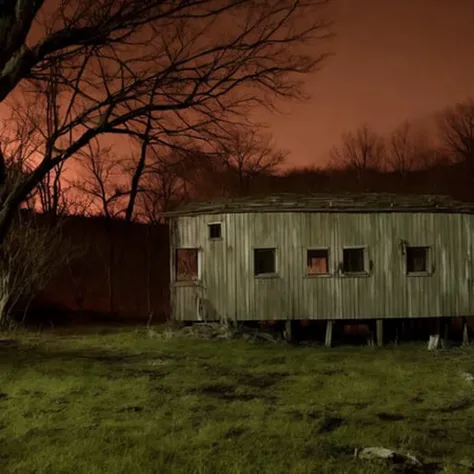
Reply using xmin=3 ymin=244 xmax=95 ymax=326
xmin=0 ymin=336 xmax=184 ymax=384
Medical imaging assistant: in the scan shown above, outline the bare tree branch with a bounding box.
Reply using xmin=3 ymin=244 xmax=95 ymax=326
xmin=437 ymin=98 xmax=474 ymax=181
xmin=0 ymin=0 xmax=332 ymax=241
xmin=330 ymin=124 xmax=385 ymax=189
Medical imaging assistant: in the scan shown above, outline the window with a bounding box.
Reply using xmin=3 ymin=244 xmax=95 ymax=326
xmin=208 ymin=223 xmax=222 ymax=240
xmin=343 ymin=247 xmax=366 ymax=274
xmin=254 ymin=248 xmax=276 ymax=276
xmin=175 ymin=248 xmax=199 ymax=281
xmin=406 ymin=246 xmax=429 ymax=274
xmin=307 ymin=249 xmax=329 ymax=275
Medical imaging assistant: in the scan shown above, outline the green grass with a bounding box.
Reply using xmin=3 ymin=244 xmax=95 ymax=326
xmin=1 ymin=325 xmax=474 ymax=474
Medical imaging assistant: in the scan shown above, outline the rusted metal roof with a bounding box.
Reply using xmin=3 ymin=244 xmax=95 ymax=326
xmin=163 ymin=193 xmax=474 ymax=217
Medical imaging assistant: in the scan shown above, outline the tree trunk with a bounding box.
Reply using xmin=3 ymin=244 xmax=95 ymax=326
xmin=106 ymin=225 xmax=115 ymax=315
xmin=0 ymin=271 xmax=10 ymax=327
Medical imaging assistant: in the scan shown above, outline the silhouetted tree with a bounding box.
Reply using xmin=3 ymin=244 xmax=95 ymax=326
xmin=216 ymin=129 xmax=287 ymax=196
xmin=329 ymin=124 xmax=385 ymax=189
xmin=438 ymin=99 xmax=474 ymax=191
xmin=0 ymin=0 xmax=331 ymax=243
xmin=386 ymin=122 xmax=424 ymax=174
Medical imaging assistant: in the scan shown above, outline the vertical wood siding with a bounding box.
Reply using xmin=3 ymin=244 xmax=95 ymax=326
xmin=169 ymin=212 xmax=474 ymax=321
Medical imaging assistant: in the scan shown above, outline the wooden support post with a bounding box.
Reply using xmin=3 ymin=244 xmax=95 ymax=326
xmin=376 ymin=319 xmax=383 ymax=347
xmin=325 ymin=320 xmax=333 ymax=348
xmin=395 ymin=321 xmax=400 ymax=346
xmin=442 ymin=318 xmax=449 ymax=349
xmin=284 ymin=320 xmax=293 ymax=343
xmin=428 ymin=318 xmax=441 ymax=351
xmin=462 ymin=317 xmax=470 ymax=346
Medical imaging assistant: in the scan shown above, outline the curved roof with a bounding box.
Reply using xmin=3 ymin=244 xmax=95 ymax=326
xmin=163 ymin=193 xmax=474 ymax=217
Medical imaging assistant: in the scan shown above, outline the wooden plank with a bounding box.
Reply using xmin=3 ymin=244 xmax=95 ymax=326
xmin=325 ymin=320 xmax=333 ymax=347
xmin=376 ymin=319 xmax=383 ymax=347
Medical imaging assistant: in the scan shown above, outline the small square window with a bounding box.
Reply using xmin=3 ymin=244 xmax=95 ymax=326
xmin=343 ymin=247 xmax=365 ymax=273
xmin=208 ymin=223 xmax=221 ymax=239
xmin=254 ymin=248 xmax=276 ymax=275
xmin=175 ymin=248 xmax=199 ymax=281
xmin=307 ymin=249 xmax=329 ymax=275
xmin=406 ymin=246 xmax=429 ymax=274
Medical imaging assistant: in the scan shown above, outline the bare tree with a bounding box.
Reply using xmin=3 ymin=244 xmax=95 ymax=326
xmin=138 ymin=149 xmax=190 ymax=223
xmin=73 ymin=141 xmax=128 ymax=219
xmin=72 ymin=141 xmax=132 ymax=314
xmin=0 ymin=210 xmax=71 ymax=327
xmin=0 ymin=0 xmax=332 ymax=242
xmin=330 ymin=124 xmax=385 ymax=189
xmin=437 ymin=98 xmax=474 ymax=183
xmin=216 ymin=128 xmax=286 ymax=196
xmin=386 ymin=121 xmax=428 ymax=176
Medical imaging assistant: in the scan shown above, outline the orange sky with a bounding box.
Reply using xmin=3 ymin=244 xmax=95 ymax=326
xmin=4 ymin=0 xmax=474 ymax=174
xmin=262 ymin=0 xmax=474 ymax=168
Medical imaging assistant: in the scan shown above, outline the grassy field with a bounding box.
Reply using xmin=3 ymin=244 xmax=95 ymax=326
xmin=1 ymin=324 xmax=474 ymax=474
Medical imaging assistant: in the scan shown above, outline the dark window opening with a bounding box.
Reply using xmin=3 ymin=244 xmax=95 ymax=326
xmin=307 ymin=249 xmax=329 ymax=275
xmin=175 ymin=249 xmax=199 ymax=281
xmin=254 ymin=248 xmax=276 ymax=275
xmin=343 ymin=248 xmax=365 ymax=273
xmin=406 ymin=246 xmax=429 ymax=273
xmin=208 ymin=223 xmax=221 ymax=239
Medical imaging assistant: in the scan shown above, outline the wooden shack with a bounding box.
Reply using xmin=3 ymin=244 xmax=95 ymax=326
xmin=164 ymin=193 xmax=474 ymax=345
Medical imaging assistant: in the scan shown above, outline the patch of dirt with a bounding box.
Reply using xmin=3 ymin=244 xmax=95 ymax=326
xmin=236 ymin=372 xmax=288 ymax=389
xmin=288 ymin=408 xmax=322 ymax=420
xmin=316 ymin=415 xmax=345 ymax=433
xmin=391 ymin=462 xmax=444 ymax=474
xmin=410 ymin=393 xmax=425 ymax=403
xmin=353 ymin=419 xmax=378 ymax=427
xmin=154 ymin=353 xmax=187 ymax=361
xmin=439 ymin=398 xmax=473 ymax=413
xmin=318 ymin=368 xmax=347 ymax=376
xmin=19 ymin=389 xmax=44 ymax=398
xmin=202 ymin=364 xmax=240 ymax=378
xmin=376 ymin=412 xmax=406 ymax=421
xmin=152 ymin=385 xmax=172 ymax=393
xmin=427 ymin=428 xmax=448 ymax=439
xmin=325 ymin=444 xmax=355 ymax=457
xmin=331 ymin=401 xmax=369 ymax=410
xmin=116 ymin=406 xmax=144 ymax=413
xmin=223 ymin=427 xmax=248 ymax=439
xmin=122 ymin=368 xmax=169 ymax=380
xmin=192 ymin=383 xmax=257 ymax=402
xmin=302 ymin=442 xmax=354 ymax=459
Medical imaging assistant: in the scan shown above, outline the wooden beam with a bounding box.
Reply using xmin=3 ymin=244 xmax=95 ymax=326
xmin=284 ymin=320 xmax=293 ymax=343
xmin=442 ymin=318 xmax=449 ymax=349
xmin=376 ymin=319 xmax=383 ymax=347
xmin=463 ymin=317 xmax=470 ymax=346
xmin=325 ymin=320 xmax=333 ymax=348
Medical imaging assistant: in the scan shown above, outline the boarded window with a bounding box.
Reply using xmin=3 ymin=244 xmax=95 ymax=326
xmin=343 ymin=248 xmax=365 ymax=273
xmin=208 ymin=223 xmax=221 ymax=239
xmin=307 ymin=249 xmax=329 ymax=275
xmin=175 ymin=249 xmax=199 ymax=281
xmin=406 ymin=246 xmax=429 ymax=273
xmin=254 ymin=248 xmax=276 ymax=275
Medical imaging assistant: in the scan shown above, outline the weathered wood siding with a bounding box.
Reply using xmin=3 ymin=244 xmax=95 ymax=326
xmin=169 ymin=212 xmax=474 ymax=321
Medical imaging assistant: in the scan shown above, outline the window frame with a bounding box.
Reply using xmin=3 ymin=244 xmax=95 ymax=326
xmin=405 ymin=245 xmax=432 ymax=277
xmin=305 ymin=247 xmax=331 ymax=277
xmin=208 ymin=222 xmax=223 ymax=241
xmin=253 ymin=246 xmax=278 ymax=278
xmin=341 ymin=245 xmax=370 ymax=277
xmin=173 ymin=247 xmax=202 ymax=286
